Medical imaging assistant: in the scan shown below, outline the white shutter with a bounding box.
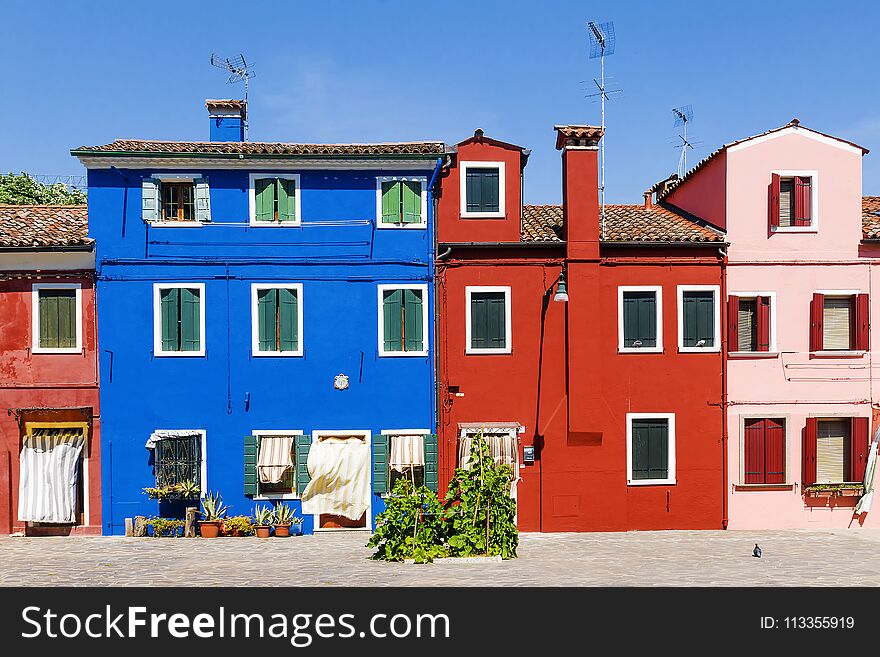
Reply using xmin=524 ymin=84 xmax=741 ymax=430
xmin=816 ymin=420 xmax=849 ymax=484
xmin=194 ymin=178 xmax=211 ymax=222
xmin=823 ymin=297 xmax=853 ymax=350
xmin=737 ymin=299 xmax=756 ymax=352
xmin=142 ymin=178 xmax=159 ymax=222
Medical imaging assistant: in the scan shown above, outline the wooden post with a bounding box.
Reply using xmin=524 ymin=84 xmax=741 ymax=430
xmin=124 ymin=517 xmax=133 ymax=537
xmin=185 ymin=507 xmax=198 ymax=537
xmin=133 ymin=515 xmax=147 ymax=537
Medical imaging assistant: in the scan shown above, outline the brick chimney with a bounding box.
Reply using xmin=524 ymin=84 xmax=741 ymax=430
xmin=206 ymin=99 xmax=246 ymax=142
xmin=643 ymin=190 xmax=653 ymax=209
xmin=555 ymin=125 xmax=603 ymax=259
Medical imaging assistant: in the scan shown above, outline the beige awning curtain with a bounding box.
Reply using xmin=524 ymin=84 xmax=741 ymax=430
xmin=257 ymin=435 xmax=295 ymax=484
xmin=823 ymin=298 xmax=853 ymax=351
xmin=458 ymin=432 xmax=517 ymax=471
xmin=18 ymin=428 xmax=85 ymax=524
xmin=390 ymin=435 xmax=425 ymax=471
xmin=300 ymin=437 xmax=370 ymax=521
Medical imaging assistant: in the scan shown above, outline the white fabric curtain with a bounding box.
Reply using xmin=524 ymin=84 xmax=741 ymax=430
xmin=18 ymin=428 xmax=85 ymax=524
xmin=458 ymin=432 xmax=517 ymax=471
xmin=390 ymin=435 xmax=425 ymax=472
xmin=300 ymin=437 xmax=370 ymax=521
xmin=145 ymin=429 xmax=199 ymax=449
xmin=856 ymin=438 xmax=878 ymax=514
xmin=257 ymin=435 xmax=294 ymax=484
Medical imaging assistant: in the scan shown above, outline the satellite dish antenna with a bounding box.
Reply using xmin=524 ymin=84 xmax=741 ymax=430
xmin=586 ymin=21 xmax=619 ymax=239
xmin=210 ymin=53 xmax=255 ymax=140
xmin=672 ymin=105 xmax=694 ymax=178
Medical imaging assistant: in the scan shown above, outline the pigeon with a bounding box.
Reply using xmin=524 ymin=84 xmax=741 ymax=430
xmin=753 ymin=543 xmax=762 ymax=558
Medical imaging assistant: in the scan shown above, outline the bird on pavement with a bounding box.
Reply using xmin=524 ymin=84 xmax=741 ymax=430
xmin=753 ymin=544 xmax=762 ymax=558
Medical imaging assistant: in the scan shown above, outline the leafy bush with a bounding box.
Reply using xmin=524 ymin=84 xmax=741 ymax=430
xmin=222 ymin=515 xmax=255 ymax=537
xmin=142 ymin=480 xmax=200 ymax=500
xmin=200 ymin=491 xmax=228 ymax=521
xmin=145 ymin=517 xmax=184 ymax=538
xmin=368 ymin=478 xmax=447 ymax=563
xmin=0 ymin=172 xmax=86 ymax=205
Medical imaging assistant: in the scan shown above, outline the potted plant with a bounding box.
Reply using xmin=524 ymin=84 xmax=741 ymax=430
xmin=272 ymin=503 xmax=296 ymax=537
xmin=199 ymin=491 xmax=227 ymax=538
xmin=178 ymin=479 xmax=201 ymax=500
xmin=254 ymin=506 xmax=274 ymax=539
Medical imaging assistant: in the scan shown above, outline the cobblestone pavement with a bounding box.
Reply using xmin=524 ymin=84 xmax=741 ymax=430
xmin=1 ymin=529 xmax=879 ymax=587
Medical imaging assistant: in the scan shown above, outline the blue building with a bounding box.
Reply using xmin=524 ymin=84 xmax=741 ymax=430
xmin=73 ymin=99 xmax=447 ymax=535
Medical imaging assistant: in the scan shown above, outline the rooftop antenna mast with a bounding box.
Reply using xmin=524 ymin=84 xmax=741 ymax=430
xmin=587 ymin=21 xmax=617 ymax=238
xmin=210 ymin=53 xmax=255 ymax=140
xmin=672 ymin=105 xmax=694 ymax=178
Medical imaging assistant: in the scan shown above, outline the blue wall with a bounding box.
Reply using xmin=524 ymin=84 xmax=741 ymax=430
xmin=88 ymin=164 xmax=437 ymax=535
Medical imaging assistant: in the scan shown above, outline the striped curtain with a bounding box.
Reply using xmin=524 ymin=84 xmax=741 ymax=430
xmin=257 ymin=435 xmax=294 ymax=484
xmin=458 ymin=432 xmax=517 ymax=471
xmin=737 ymin=299 xmax=757 ymax=352
xmin=817 ymin=420 xmax=849 ymax=484
xmin=389 ymin=435 xmax=425 ymax=471
xmin=18 ymin=428 xmax=85 ymax=523
xmin=823 ymin=298 xmax=853 ymax=350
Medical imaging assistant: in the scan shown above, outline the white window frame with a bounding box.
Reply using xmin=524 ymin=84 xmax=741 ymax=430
xmin=152 ymin=283 xmax=206 ymax=357
xmin=618 ymin=285 xmax=663 ymax=354
xmin=677 ymin=285 xmax=721 ymax=353
xmin=626 ymin=413 xmax=676 ymax=486
xmin=729 ymin=291 xmax=778 ymax=355
xmin=770 ymin=170 xmax=819 ymax=233
xmin=377 ymin=284 xmax=429 ymax=357
xmin=459 ymin=161 xmax=506 ymax=219
xmin=150 ymin=173 xmax=204 ymax=227
xmin=375 ymin=176 xmax=428 ymax=229
xmin=737 ymin=414 xmax=790 ymax=486
xmin=252 ymin=429 xmax=304 ymax=501
xmin=248 ymin=173 xmax=302 ymax=227
xmin=150 ymin=429 xmax=208 ymax=499
xmin=31 ymin=283 xmax=83 ymax=354
xmin=310 ymin=429 xmax=372 ymax=531
xmin=250 ymin=283 xmax=304 ymax=357
xmin=814 ymin=289 xmax=865 ymax=356
xmin=465 ymin=285 xmax=512 ymax=355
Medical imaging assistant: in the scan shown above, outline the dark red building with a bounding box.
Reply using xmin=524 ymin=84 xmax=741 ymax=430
xmin=0 ymin=205 xmax=101 ymax=535
xmin=435 ymin=127 xmax=727 ymax=532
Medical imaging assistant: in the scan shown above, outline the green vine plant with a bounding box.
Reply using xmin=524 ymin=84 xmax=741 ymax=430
xmin=368 ymin=478 xmax=447 ymax=563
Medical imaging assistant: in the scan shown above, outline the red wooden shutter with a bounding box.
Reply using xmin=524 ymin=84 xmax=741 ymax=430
xmin=850 ymin=417 xmax=869 ymax=482
xmin=794 ymin=176 xmax=812 ymax=226
xmin=757 ymin=296 xmax=771 ymax=352
xmin=769 ymin=173 xmax=781 ymax=229
xmin=765 ymin=419 xmax=786 ymax=484
xmin=744 ymin=419 xmax=765 ymax=484
xmin=803 ymin=417 xmax=818 ymax=485
xmin=854 ymin=293 xmax=869 ymax=351
xmin=727 ymin=295 xmax=739 ymax=353
xmin=810 ymin=293 xmax=824 ymax=352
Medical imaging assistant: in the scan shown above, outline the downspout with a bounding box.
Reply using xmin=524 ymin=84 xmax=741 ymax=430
xmin=428 ymin=157 xmax=444 ymax=468
xmin=719 ymin=245 xmax=729 ymax=529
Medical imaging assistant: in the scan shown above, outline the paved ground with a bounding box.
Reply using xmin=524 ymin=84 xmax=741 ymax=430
xmin=1 ymin=529 xmax=879 ymax=587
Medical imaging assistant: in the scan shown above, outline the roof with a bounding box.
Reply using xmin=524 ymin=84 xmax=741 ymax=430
xmin=659 ymin=119 xmax=869 ymax=199
xmin=554 ymin=125 xmax=604 ymax=150
xmin=521 ymin=203 xmax=725 ymax=244
xmin=863 ymin=196 xmax=880 ymax=239
xmin=0 ymin=205 xmax=91 ymax=248
xmin=456 ymin=129 xmax=530 ymax=159
xmin=71 ymin=139 xmax=448 ymax=158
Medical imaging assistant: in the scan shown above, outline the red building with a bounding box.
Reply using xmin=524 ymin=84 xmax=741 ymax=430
xmin=0 ymin=205 xmax=101 ymax=535
xmin=435 ymin=127 xmax=727 ymax=531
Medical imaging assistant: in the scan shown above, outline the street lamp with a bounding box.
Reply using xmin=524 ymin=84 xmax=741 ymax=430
xmin=553 ymin=271 xmax=569 ymax=303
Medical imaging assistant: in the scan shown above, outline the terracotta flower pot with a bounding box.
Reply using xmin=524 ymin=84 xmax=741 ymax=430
xmin=255 ymin=525 xmax=271 ymax=538
xmin=199 ymin=520 xmax=222 ymax=538
xmin=274 ymin=524 xmax=291 ymax=538
xmin=840 ymin=489 xmax=861 ymax=497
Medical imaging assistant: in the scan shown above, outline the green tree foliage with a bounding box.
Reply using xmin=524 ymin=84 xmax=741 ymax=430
xmin=368 ymin=477 xmax=446 ymax=563
xmin=0 ymin=172 xmax=86 ymax=205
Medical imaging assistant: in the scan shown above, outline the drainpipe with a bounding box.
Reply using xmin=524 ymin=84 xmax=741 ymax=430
xmin=719 ymin=245 xmax=729 ymax=529
xmin=428 ymin=157 xmax=444 ymax=476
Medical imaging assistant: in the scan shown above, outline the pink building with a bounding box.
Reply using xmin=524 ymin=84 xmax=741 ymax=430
xmin=662 ymin=120 xmax=878 ymax=529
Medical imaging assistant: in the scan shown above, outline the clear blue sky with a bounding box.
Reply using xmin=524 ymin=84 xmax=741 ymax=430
xmin=2 ymin=0 xmax=879 ymax=203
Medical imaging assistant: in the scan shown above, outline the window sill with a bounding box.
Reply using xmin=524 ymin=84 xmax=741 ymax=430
xmin=678 ymin=346 xmax=720 ymax=353
xmin=618 ymin=347 xmax=663 ymax=354
xmin=465 ymin=348 xmax=512 ymax=355
xmin=253 ymin=351 xmax=303 ymax=358
xmin=733 ymin=483 xmax=794 ymax=491
xmin=460 ymin=213 xmax=506 ymax=220
xmin=248 ymin=221 xmax=302 ymax=228
xmin=32 ymin=348 xmax=83 ymax=355
xmin=149 ymin=221 xmax=205 ymax=228
xmin=379 ymin=351 xmax=429 ymax=357
xmin=376 ymin=223 xmax=427 ymax=230
xmin=728 ymin=351 xmax=779 ymax=359
xmin=627 ymin=479 xmax=676 ymax=486
xmin=771 ymin=226 xmax=817 ymax=234
xmin=810 ymin=350 xmax=866 ymax=358
xmin=154 ymin=351 xmax=206 ymax=358
xmin=253 ymin=494 xmax=300 ymax=501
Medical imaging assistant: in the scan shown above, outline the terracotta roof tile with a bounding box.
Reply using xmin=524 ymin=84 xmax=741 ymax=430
xmin=72 ymin=139 xmax=448 ymax=157
xmin=863 ymin=196 xmax=880 ymax=239
xmin=521 ymin=204 xmax=564 ymax=242
xmin=554 ymin=125 xmax=604 ymax=150
xmin=0 ymin=205 xmax=91 ymax=248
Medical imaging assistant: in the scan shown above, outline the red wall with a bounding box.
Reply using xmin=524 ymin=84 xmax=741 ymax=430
xmin=0 ymin=273 xmax=101 ymax=535
xmin=664 ymin=151 xmax=728 ymax=230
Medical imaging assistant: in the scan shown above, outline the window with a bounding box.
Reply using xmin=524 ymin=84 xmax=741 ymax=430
xmin=466 ymin=286 xmax=512 ymax=354
xmin=154 ymin=434 xmax=202 ymax=489
xmin=251 ymin=284 xmax=303 ymax=356
xmin=769 ymin=171 xmax=816 ymax=230
xmin=244 ymin=431 xmax=304 ymax=499
xmin=142 ymin=175 xmax=210 ymax=224
xmin=728 ymin=294 xmax=772 ymax=353
xmin=456 ymin=427 xmax=518 ymax=497
xmin=378 ymin=285 xmax=428 ymax=356
xmin=816 ymin=419 xmax=850 ymax=484
xmin=678 ymin=286 xmax=719 ymax=351
xmin=743 ymin=418 xmax=786 ymax=484
xmin=377 ymin=177 xmax=426 ymax=228
xmin=618 ymin=286 xmax=662 ymax=352
xmin=460 ymin=161 xmax=506 ymax=218
xmin=627 ymin=414 xmax=676 ymax=485
xmin=373 ymin=431 xmax=438 ymax=494
xmin=803 ymin=417 xmax=870 ymax=486
xmin=809 ymin=292 xmax=868 ymax=352
xmin=153 ymin=284 xmax=205 ymax=356
xmin=250 ymin=174 xmax=300 ymax=225
xmin=32 ymin=284 xmax=82 ymax=354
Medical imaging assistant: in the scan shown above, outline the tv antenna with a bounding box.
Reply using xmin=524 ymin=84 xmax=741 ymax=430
xmin=587 ymin=21 xmax=618 ymax=238
xmin=672 ymin=105 xmax=694 ymax=178
xmin=210 ymin=53 xmax=255 ymax=140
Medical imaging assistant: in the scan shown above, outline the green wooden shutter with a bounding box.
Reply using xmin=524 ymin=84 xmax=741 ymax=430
xmin=683 ymin=292 xmax=714 ymax=347
xmin=38 ymin=291 xmax=52 ymax=348
xmin=481 ymin=169 xmax=499 ymax=213
xmin=278 ymin=178 xmax=296 ymax=222
xmin=58 ymin=290 xmax=76 ymax=348
xmin=383 ymin=289 xmax=403 ymax=352
xmin=278 ymin=287 xmax=298 ymax=351
xmin=624 ymin=292 xmax=657 ymax=348
xmin=487 ymin=293 xmax=506 ymax=348
xmin=142 ymin=178 xmax=159 ymax=222
xmin=424 ymin=433 xmax=438 ymax=492
xmin=180 ymin=287 xmax=201 ymax=352
xmin=401 ymin=181 xmax=421 ymax=224
xmin=466 ymin=170 xmax=481 ymax=212
xmin=160 ymin=287 xmax=180 ymax=351
xmin=254 ymin=178 xmax=275 ymax=222
xmin=403 ymin=289 xmax=424 ymax=352
xmin=381 ymin=181 xmax=401 ymax=224
xmin=471 ymin=294 xmax=488 ymax=349
xmin=295 ymin=434 xmax=312 ymax=495
xmin=244 ymin=434 xmax=260 ymax=496
xmin=194 ymin=177 xmax=211 ymax=222
xmin=372 ymin=434 xmax=389 ymax=494
xmin=257 ymin=288 xmax=277 ymax=352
